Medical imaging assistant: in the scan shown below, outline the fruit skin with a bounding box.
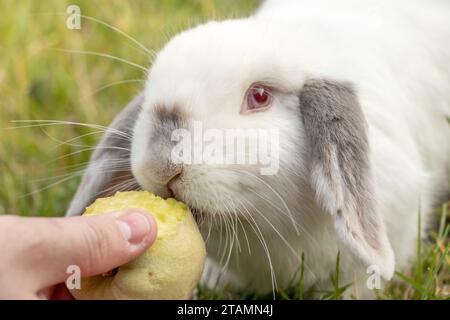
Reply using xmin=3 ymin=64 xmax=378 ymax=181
xmin=70 ymin=191 xmax=206 ymax=300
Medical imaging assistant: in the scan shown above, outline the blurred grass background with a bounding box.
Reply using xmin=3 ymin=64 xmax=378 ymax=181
xmin=0 ymin=0 xmax=447 ymax=299
xmin=0 ymin=0 xmax=258 ymax=216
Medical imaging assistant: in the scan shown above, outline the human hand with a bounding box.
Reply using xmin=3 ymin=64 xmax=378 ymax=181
xmin=0 ymin=209 xmax=157 ymax=299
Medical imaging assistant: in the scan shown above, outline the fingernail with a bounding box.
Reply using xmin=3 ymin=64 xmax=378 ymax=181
xmin=116 ymin=210 xmax=153 ymax=244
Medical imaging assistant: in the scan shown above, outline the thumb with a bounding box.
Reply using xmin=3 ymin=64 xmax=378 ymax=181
xmin=18 ymin=209 xmax=157 ymax=288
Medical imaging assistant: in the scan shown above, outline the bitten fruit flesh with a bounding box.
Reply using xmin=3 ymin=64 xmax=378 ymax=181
xmin=70 ymin=191 xmax=206 ymax=300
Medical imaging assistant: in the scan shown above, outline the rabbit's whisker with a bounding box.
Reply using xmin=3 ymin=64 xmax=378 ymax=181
xmin=93 ymin=79 xmax=146 ymax=95
xmin=9 ymin=120 xmax=132 ymax=140
xmin=48 ymin=146 xmax=130 ymax=164
xmin=49 ymin=130 xmax=106 ymax=148
xmin=218 ymin=207 xmax=231 ymax=268
xmin=228 ymin=168 xmax=300 ymax=235
xmin=230 ymin=200 xmax=243 ymax=254
xmin=41 ymin=129 xmax=129 ymax=151
xmin=246 ymin=185 xmax=320 ymax=249
xmin=19 ymin=173 xmax=82 ymax=198
xmin=36 ymin=12 xmax=155 ymax=59
xmin=234 ymin=202 xmax=252 ymax=255
xmin=243 ymin=197 xmax=319 ymax=284
xmin=96 ymin=176 xmax=140 ymax=198
xmin=238 ymin=198 xmax=278 ymax=298
xmin=79 ymin=14 xmax=156 ymax=58
xmin=58 ymin=159 xmax=130 ymax=175
xmin=51 ymin=48 xmax=148 ymax=73
xmin=220 ymin=200 xmax=237 ymax=270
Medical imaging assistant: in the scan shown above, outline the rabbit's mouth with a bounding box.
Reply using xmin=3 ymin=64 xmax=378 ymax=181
xmin=187 ymin=205 xmax=205 ymax=225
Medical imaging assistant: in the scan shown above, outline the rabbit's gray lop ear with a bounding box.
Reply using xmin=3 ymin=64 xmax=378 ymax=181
xmin=299 ymin=79 xmax=394 ymax=279
xmin=66 ymin=93 xmax=144 ymax=217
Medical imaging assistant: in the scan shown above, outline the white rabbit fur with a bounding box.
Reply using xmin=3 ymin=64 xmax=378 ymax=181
xmin=68 ymin=0 xmax=450 ymax=298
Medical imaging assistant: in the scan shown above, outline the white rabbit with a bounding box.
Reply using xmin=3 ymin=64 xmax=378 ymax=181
xmin=67 ymin=0 xmax=450 ymax=298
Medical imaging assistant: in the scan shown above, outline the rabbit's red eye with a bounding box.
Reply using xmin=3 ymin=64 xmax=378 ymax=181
xmin=252 ymin=87 xmax=269 ymax=104
xmin=243 ymin=85 xmax=273 ymax=113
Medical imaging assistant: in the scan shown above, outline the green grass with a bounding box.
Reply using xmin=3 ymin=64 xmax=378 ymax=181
xmin=0 ymin=0 xmax=448 ymax=300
